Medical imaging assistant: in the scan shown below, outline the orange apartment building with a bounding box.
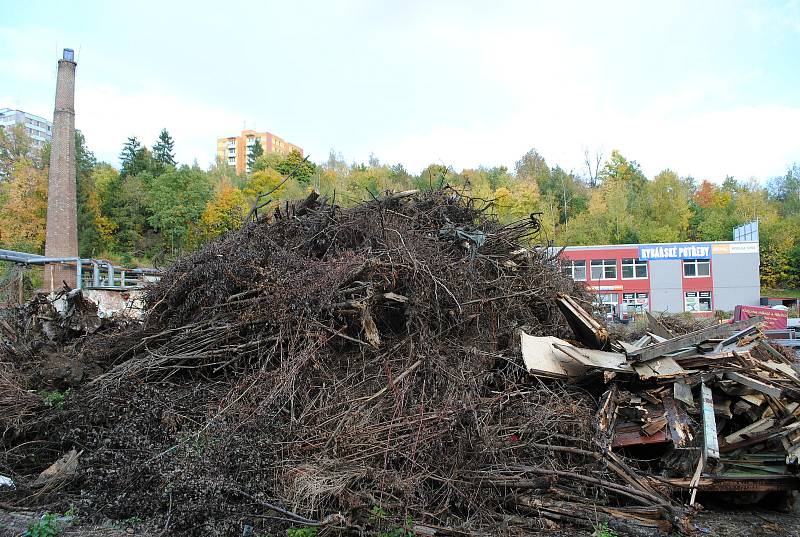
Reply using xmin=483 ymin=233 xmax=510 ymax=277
xmin=216 ymin=129 xmax=303 ymax=175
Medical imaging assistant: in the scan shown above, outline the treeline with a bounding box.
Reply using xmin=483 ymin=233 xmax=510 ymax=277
xmin=0 ymin=126 xmax=798 ymax=287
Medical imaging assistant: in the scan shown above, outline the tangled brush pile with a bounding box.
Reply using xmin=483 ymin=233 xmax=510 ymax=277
xmin=1 ymin=189 xmax=682 ymax=536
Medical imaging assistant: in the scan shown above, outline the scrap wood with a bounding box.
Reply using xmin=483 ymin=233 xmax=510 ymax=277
xmin=626 ymin=316 xmax=765 ymax=363
xmin=520 ymin=333 xmax=586 ymax=378
xmin=555 ymin=293 xmax=609 ymax=350
xmin=664 ymin=397 xmax=693 ymax=447
xmin=32 ymin=449 xmax=82 ymax=488
xmin=550 ymin=342 xmax=631 ymax=373
xmin=724 ymin=371 xmax=782 ymax=399
xmin=646 ymin=311 xmax=675 ymax=340
xmin=665 ymin=474 xmax=800 ymax=492
xmin=514 ymin=497 xmax=678 ymax=537
xmin=700 ymin=382 xmax=720 ymax=466
xmin=721 ymin=422 xmax=800 ymax=453
xmin=632 ymin=356 xmax=686 ymax=380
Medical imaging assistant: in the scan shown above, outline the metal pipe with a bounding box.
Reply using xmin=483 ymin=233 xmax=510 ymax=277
xmin=92 ymin=261 xmax=100 ymax=287
xmin=0 ymin=249 xmax=45 ymax=260
xmin=107 ymin=262 xmax=115 ymax=287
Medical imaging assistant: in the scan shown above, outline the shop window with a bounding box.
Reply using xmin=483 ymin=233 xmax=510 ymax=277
xmin=590 ymin=259 xmax=617 ymax=280
xmin=683 ymin=258 xmax=710 ymax=277
xmin=685 ymin=291 xmax=712 ymax=312
xmin=621 ymin=258 xmax=648 ymax=279
xmin=622 ymin=292 xmax=649 ymax=314
xmin=562 ymin=260 xmax=586 ymax=281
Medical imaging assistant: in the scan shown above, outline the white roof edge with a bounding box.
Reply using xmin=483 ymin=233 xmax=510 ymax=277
xmin=559 ymin=240 xmax=758 ymax=251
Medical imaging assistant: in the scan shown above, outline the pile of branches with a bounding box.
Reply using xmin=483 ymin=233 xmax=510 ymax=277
xmin=1 ymin=189 xmax=685 ymax=535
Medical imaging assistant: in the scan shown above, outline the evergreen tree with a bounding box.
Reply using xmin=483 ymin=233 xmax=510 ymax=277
xmin=152 ymin=128 xmax=176 ymax=169
xmin=119 ymin=136 xmax=142 ymax=177
xmin=248 ymin=139 xmax=264 ymax=171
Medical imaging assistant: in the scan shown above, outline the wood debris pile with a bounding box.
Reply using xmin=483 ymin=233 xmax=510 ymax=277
xmin=523 ymin=301 xmax=800 ymax=508
xmin=0 ymin=189 xmax=796 ymax=535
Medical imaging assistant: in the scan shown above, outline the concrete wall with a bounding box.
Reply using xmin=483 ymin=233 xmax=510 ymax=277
xmin=648 ymin=259 xmax=684 ymax=313
xmin=712 ymin=250 xmax=761 ymax=311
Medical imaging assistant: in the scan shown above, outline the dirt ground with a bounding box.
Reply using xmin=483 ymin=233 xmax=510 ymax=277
xmin=2 ymin=509 xmax=800 ymax=537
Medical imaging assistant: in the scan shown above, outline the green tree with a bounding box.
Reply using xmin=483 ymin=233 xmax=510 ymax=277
xmin=637 ymin=170 xmax=691 ymax=242
xmin=74 ymin=131 xmax=105 ymax=256
xmin=248 ymin=139 xmax=264 ymax=172
xmin=148 ymin=166 xmax=213 ymax=253
xmin=152 ymin=128 xmax=176 ymax=169
xmin=275 ymin=149 xmax=315 ymax=183
xmin=119 ymin=136 xmax=154 ymax=178
xmin=514 ymin=148 xmax=550 ymax=184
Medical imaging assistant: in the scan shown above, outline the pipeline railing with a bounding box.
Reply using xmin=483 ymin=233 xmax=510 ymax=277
xmin=0 ymin=249 xmax=160 ymax=290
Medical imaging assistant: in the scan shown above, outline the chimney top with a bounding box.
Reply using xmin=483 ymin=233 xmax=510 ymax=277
xmin=63 ymin=48 xmax=74 ymax=61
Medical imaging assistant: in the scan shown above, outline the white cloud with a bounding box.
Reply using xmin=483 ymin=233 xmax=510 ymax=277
xmin=75 ymin=84 xmax=244 ymax=167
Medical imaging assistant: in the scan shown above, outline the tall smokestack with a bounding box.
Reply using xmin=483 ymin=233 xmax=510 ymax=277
xmin=44 ymin=48 xmax=78 ymax=291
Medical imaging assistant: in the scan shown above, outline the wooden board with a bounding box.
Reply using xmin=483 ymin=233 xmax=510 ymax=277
xmin=626 ymin=316 xmax=764 ymax=362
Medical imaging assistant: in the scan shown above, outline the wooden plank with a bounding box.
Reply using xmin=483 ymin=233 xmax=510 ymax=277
xmin=646 ymin=311 xmax=674 ymax=339
xmin=611 ymin=428 xmax=670 ymax=448
xmin=724 ymin=371 xmax=782 ymax=399
xmin=633 ymin=356 xmax=686 ymax=380
xmin=555 ymin=294 xmax=609 ymax=350
xmin=714 ymin=325 xmax=760 ymax=352
xmin=701 ymin=382 xmax=720 ymax=466
xmin=551 ymin=343 xmax=632 ymax=373
xmin=646 ymin=332 xmax=668 ymax=343
xmin=626 ymin=316 xmax=764 ymax=362
xmin=673 ymin=380 xmax=694 ymax=407
xmin=520 ymin=333 xmax=586 ymax=378
xmin=723 ymin=417 xmax=776 ymax=444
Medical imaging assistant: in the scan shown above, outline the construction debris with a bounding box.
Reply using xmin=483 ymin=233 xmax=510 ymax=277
xmin=544 ymin=299 xmax=800 ymax=501
xmin=0 ymin=189 xmax=796 ymax=536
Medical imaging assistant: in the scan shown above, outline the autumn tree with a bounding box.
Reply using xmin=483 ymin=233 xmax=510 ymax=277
xmin=0 ymin=160 xmax=48 ymax=252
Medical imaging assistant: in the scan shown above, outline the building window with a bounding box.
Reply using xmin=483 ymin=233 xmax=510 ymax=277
xmin=594 ymin=293 xmax=618 ymax=305
xmin=621 ymin=258 xmax=648 ymax=279
xmin=562 ymin=260 xmax=586 ymax=281
xmin=622 ymin=292 xmax=649 ymax=314
xmin=590 ymin=259 xmax=617 ymax=280
xmin=683 ymin=258 xmax=710 ymax=277
xmin=228 ymin=156 xmax=235 ymax=164
xmin=685 ymin=291 xmax=712 ymax=312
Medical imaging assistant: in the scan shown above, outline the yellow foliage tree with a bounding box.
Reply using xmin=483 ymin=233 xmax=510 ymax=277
xmin=193 ymin=180 xmax=248 ymax=244
xmin=0 ymin=161 xmax=48 ymax=252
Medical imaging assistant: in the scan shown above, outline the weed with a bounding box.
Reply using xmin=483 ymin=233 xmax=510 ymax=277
xmin=377 ymin=515 xmax=415 ymax=537
xmin=592 ymin=522 xmax=618 ymax=537
xmin=369 ymin=505 xmax=388 ymax=521
xmin=40 ymin=389 xmax=71 ymax=411
xmin=24 ymin=512 xmax=61 ymax=537
xmin=111 ymin=516 xmax=142 ymax=529
xmin=286 ymin=527 xmax=317 ymax=537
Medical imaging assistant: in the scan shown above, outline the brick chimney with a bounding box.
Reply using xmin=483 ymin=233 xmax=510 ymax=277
xmin=44 ymin=48 xmax=78 ymax=291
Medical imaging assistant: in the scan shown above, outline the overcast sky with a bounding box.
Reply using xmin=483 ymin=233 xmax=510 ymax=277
xmin=2 ymin=0 xmax=799 ymax=181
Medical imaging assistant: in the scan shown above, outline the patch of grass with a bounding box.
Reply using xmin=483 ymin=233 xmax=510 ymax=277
xmin=762 ymin=288 xmax=800 ymax=299
xmin=286 ymin=527 xmax=317 ymax=537
xmin=40 ymin=389 xmax=72 ymax=411
xmin=111 ymin=516 xmax=142 ymax=529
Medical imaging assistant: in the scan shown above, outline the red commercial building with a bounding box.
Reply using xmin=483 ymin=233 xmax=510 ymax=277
xmin=558 ymin=240 xmax=760 ymax=319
